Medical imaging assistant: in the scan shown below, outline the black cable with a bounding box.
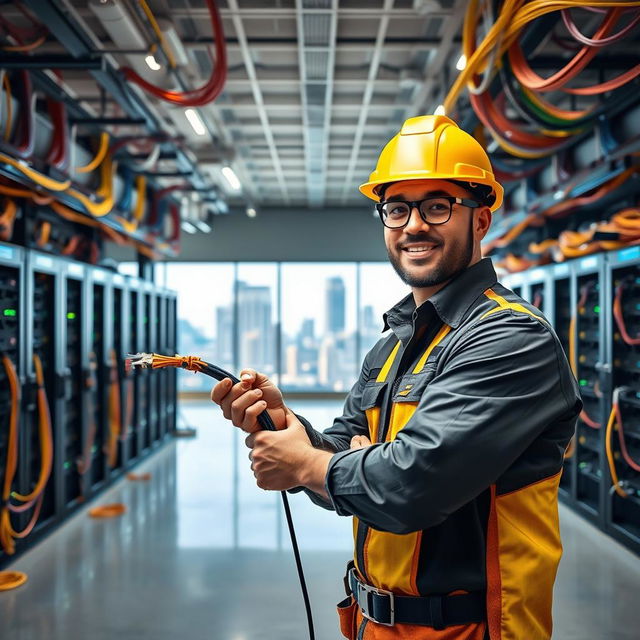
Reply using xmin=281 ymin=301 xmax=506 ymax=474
xmin=186 ymin=361 xmax=316 ymax=640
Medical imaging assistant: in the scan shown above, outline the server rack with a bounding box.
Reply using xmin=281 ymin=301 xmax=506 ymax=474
xmin=0 ymin=246 xmax=177 ymax=567
xmin=0 ymin=243 xmax=26 ymax=543
xmin=605 ymin=246 xmax=640 ymax=553
xmin=500 ymin=249 xmax=640 ymax=555
xmin=24 ymin=252 xmax=61 ymax=534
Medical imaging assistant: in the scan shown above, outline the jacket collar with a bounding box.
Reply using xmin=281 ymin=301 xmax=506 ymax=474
xmin=383 ymin=258 xmax=497 ymax=332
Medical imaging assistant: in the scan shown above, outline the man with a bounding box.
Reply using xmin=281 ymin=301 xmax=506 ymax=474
xmin=211 ymin=115 xmax=581 ymax=640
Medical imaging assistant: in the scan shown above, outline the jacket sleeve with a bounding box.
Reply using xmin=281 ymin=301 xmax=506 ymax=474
xmin=323 ymin=313 xmax=582 ymax=534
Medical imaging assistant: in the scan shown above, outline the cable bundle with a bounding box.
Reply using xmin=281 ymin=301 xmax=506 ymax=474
xmin=606 ymin=388 xmax=640 ymax=499
xmin=0 ymin=354 xmax=53 ymax=555
xmin=450 ymin=2 xmax=640 ymax=161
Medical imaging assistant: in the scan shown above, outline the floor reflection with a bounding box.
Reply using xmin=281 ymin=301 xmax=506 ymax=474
xmin=1 ymin=399 xmax=639 ymax=639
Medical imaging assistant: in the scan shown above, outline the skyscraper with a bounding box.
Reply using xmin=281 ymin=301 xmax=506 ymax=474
xmin=216 ymin=306 xmax=233 ymax=368
xmin=326 ymin=277 xmax=345 ymax=334
xmin=237 ymin=281 xmax=274 ymax=373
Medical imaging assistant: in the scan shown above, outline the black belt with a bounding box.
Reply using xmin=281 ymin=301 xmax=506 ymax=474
xmin=347 ymin=567 xmax=486 ymax=629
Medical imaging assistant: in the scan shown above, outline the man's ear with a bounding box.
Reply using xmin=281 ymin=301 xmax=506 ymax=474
xmin=476 ymin=207 xmax=492 ymax=240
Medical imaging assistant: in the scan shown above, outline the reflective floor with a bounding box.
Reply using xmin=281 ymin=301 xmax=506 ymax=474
xmin=2 ymin=399 xmax=639 ymax=639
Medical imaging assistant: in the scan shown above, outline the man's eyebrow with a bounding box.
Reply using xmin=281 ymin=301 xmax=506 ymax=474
xmin=386 ymin=190 xmax=452 ymax=200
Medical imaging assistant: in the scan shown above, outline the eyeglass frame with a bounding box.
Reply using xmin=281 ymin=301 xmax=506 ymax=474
xmin=375 ymin=195 xmax=481 ymax=229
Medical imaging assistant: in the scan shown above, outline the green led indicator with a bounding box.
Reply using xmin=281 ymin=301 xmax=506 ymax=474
xmin=91 ymin=445 xmax=97 ymax=454
xmin=67 ymin=312 xmax=76 ymax=320
xmin=593 ymin=306 xmax=600 ymax=313
xmin=3 ymin=309 xmax=16 ymax=317
xmin=579 ymin=379 xmax=588 ymax=387
xmin=63 ymin=461 xmax=71 ymax=470
xmin=143 ymin=316 xmax=148 ymax=324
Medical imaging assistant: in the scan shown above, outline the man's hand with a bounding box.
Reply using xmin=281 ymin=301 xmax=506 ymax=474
xmin=246 ymin=412 xmax=333 ymax=496
xmin=350 ymin=435 xmax=372 ymax=449
xmin=210 ymin=368 xmax=287 ymax=432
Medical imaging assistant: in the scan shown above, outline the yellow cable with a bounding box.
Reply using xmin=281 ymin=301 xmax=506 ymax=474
xmin=66 ymin=155 xmax=116 ymax=217
xmin=138 ymin=0 xmax=177 ymax=69
xmin=75 ymin=132 xmax=110 ymax=174
xmin=2 ymin=73 xmax=12 ymax=142
xmin=605 ymin=396 xmax=628 ymax=498
xmin=0 ymin=152 xmax=71 ymax=191
xmin=133 ymin=174 xmax=147 ymax=221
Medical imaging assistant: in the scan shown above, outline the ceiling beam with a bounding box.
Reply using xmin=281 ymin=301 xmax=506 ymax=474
xmin=340 ymin=0 xmax=394 ymax=204
xmin=226 ymin=0 xmax=290 ymax=204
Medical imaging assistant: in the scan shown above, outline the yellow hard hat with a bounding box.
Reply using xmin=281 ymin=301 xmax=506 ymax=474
xmin=359 ymin=115 xmax=504 ymax=212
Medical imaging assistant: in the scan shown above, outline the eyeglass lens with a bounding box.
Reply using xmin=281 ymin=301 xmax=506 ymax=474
xmin=380 ymin=198 xmax=452 ymax=227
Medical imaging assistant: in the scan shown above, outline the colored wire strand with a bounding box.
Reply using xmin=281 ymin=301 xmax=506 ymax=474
xmin=125 ymin=352 xmax=316 ymax=640
xmin=121 ymin=0 xmax=227 ymax=106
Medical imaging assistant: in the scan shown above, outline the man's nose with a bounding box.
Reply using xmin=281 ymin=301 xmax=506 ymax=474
xmin=403 ymin=205 xmax=431 ymax=234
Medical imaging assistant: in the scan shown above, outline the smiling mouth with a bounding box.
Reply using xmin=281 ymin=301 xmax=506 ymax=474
xmin=400 ymin=244 xmax=440 ymax=257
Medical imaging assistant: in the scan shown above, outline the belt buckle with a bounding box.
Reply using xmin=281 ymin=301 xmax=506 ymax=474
xmin=356 ymin=579 xmax=395 ymax=627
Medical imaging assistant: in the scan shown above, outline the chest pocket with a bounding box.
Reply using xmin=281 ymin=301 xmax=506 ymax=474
xmin=386 ymin=325 xmax=452 ymax=442
xmin=392 ymin=367 xmax=437 ymax=403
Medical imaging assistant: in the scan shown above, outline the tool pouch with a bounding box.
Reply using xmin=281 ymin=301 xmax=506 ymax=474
xmin=337 ymin=595 xmax=359 ymax=639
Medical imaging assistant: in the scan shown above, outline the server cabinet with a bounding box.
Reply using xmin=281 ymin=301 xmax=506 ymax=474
xmin=23 ymin=252 xmax=61 ymax=535
xmin=166 ymin=293 xmax=177 ymax=435
xmin=1 ymin=246 xmax=177 ymax=567
xmin=60 ymin=260 xmax=89 ymax=508
xmin=605 ymin=246 xmax=640 ymax=553
xmin=131 ymin=278 xmax=151 ymax=455
xmin=112 ymin=272 xmax=133 ymax=471
xmin=572 ymin=255 xmax=608 ymax=527
xmin=145 ymin=284 xmax=159 ymax=447
xmin=551 ymin=262 xmax=574 ymax=498
xmin=0 ymin=243 xmax=26 ymax=555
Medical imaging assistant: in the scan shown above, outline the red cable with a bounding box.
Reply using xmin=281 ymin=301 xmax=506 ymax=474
xmin=120 ymin=0 xmax=227 ymax=106
xmin=509 ymin=9 xmax=622 ymax=93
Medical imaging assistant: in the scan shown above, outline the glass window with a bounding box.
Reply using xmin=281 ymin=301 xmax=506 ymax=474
xmin=166 ymin=263 xmax=235 ymax=392
xmin=358 ymin=263 xmax=410 ymax=362
xmin=280 ymin=263 xmax=358 ymax=392
xmin=236 ymin=263 xmax=279 ymax=385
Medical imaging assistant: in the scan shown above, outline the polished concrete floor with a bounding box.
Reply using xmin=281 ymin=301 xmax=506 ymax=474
xmin=2 ymin=399 xmax=640 ymax=639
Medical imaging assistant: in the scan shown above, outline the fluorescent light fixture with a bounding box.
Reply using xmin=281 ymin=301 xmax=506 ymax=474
xmin=456 ymin=54 xmax=467 ymax=71
xmin=222 ymin=166 xmax=242 ymax=191
xmin=487 ymin=140 xmax=499 ymax=153
xmin=434 ymin=104 xmax=446 ymax=116
xmin=195 ymin=220 xmax=212 ymax=233
xmin=246 ymin=207 xmax=257 ymax=218
xmin=158 ymin=19 xmax=190 ymax=67
xmin=554 ymin=190 xmax=564 ymax=200
xmin=145 ymin=54 xmax=161 ymax=71
xmin=180 ymin=221 xmax=198 ymax=234
xmin=185 ymin=108 xmax=206 ymax=136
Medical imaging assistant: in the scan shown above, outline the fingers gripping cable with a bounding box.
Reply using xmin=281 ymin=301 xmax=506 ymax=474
xmin=125 ymin=352 xmax=316 ymax=640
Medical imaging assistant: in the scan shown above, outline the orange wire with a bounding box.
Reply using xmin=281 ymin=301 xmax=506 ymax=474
xmin=1 ymin=355 xmax=20 ymax=554
xmin=0 ymin=35 xmax=46 ymax=52
xmin=11 ymin=353 xmax=53 ymax=503
xmin=106 ymin=349 xmax=122 ymax=468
